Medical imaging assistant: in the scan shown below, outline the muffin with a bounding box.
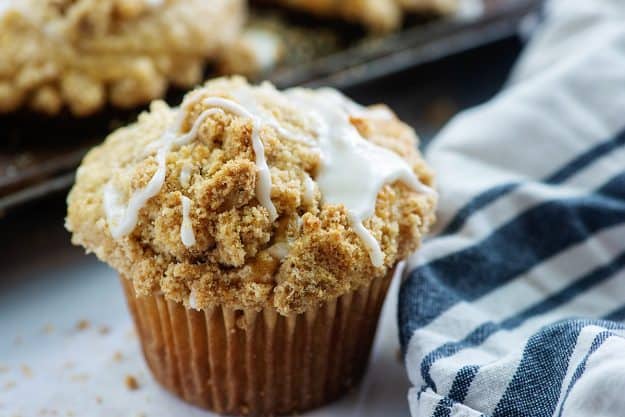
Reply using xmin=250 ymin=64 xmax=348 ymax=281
xmin=0 ymin=0 xmax=244 ymax=116
xmin=255 ymin=0 xmax=403 ymax=33
xmin=66 ymin=77 xmax=437 ymax=415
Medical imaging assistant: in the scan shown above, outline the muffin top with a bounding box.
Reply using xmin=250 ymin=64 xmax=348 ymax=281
xmin=66 ymin=77 xmax=436 ymax=314
xmin=0 ymin=0 xmax=244 ymax=115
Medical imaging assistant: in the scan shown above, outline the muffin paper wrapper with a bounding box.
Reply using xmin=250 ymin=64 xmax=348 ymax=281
xmin=120 ymin=270 xmax=393 ymax=416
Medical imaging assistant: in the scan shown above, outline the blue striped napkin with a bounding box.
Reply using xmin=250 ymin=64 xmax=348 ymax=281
xmin=398 ymin=1 xmax=625 ymax=416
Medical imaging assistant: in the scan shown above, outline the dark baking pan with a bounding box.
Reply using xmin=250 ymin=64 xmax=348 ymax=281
xmin=0 ymin=0 xmax=540 ymax=214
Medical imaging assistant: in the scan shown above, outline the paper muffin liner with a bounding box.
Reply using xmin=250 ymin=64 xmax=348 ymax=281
xmin=120 ymin=269 xmax=393 ymax=416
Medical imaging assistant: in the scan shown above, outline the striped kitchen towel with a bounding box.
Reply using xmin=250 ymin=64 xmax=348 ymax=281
xmin=398 ymin=1 xmax=625 ymax=416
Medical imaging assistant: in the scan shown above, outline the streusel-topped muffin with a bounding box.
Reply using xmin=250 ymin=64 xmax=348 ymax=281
xmin=66 ymin=76 xmax=436 ymax=415
xmin=0 ymin=0 xmax=244 ymax=116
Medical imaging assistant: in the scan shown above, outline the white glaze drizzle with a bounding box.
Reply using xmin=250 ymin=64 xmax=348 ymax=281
xmin=180 ymin=196 xmax=196 ymax=248
xmin=104 ymin=90 xmax=221 ymax=239
xmin=267 ymin=242 xmax=290 ymax=260
xmin=234 ymin=86 xmax=317 ymax=146
xmin=202 ymin=97 xmax=278 ymax=221
xmin=285 ymin=88 xmax=434 ymax=267
xmin=188 ymin=288 xmax=198 ymax=310
xmin=103 ymin=84 xmax=433 ymax=266
xmin=303 ymin=174 xmax=315 ymax=206
xmin=179 ymin=162 xmax=192 ymax=188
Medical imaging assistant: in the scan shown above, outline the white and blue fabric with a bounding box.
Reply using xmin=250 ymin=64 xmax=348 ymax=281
xmin=398 ymin=1 xmax=625 ymax=416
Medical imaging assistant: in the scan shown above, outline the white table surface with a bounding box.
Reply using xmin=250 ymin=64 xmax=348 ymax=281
xmin=0 ymin=200 xmax=410 ymax=417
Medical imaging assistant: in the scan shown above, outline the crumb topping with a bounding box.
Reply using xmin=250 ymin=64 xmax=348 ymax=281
xmin=0 ymin=0 xmax=244 ymax=115
xmin=66 ymin=77 xmax=436 ymax=314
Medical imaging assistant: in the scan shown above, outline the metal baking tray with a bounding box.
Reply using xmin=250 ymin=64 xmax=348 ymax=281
xmin=0 ymin=0 xmax=540 ymax=214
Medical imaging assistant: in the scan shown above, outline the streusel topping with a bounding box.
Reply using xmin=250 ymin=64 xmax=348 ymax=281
xmin=66 ymin=77 xmax=436 ymax=314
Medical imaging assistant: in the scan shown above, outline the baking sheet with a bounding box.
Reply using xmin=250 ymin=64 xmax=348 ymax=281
xmin=0 ymin=0 xmax=540 ymax=214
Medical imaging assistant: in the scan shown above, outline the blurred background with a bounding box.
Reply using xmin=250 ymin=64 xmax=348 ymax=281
xmin=0 ymin=0 xmax=539 ymax=415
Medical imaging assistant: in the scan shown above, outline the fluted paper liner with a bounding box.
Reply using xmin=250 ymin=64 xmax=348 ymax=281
xmin=121 ymin=269 xmax=393 ymax=416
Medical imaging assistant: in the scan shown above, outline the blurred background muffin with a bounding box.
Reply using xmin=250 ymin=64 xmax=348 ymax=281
xmin=0 ymin=0 xmax=245 ymax=116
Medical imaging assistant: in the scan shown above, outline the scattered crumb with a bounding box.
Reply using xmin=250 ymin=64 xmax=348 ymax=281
xmin=98 ymin=325 xmax=111 ymax=335
xmin=63 ymin=361 xmax=75 ymax=370
xmin=75 ymin=320 xmax=91 ymax=331
xmin=136 ymin=413 xmax=147 ymax=417
xmin=0 ymin=365 xmax=8 ymax=373
xmin=41 ymin=323 xmax=55 ymax=334
xmin=21 ymin=364 xmax=33 ymax=378
xmin=112 ymin=351 xmax=124 ymax=363
xmin=125 ymin=375 xmax=140 ymax=391
xmin=70 ymin=373 xmax=89 ymax=382
xmin=125 ymin=328 xmax=137 ymax=339
xmin=14 ymin=336 xmax=22 ymax=346
xmin=66 ymin=411 xmax=75 ymax=417
xmin=4 ymin=381 xmax=16 ymax=391
xmin=95 ymin=396 xmax=103 ymax=405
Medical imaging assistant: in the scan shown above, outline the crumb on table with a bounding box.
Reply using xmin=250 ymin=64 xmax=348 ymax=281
xmin=20 ymin=364 xmax=32 ymax=378
xmin=41 ymin=323 xmax=55 ymax=334
xmin=98 ymin=325 xmax=111 ymax=335
xmin=75 ymin=320 xmax=90 ymax=331
xmin=125 ymin=375 xmax=140 ymax=391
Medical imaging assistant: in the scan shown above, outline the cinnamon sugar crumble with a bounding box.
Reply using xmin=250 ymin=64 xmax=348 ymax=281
xmin=66 ymin=77 xmax=436 ymax=314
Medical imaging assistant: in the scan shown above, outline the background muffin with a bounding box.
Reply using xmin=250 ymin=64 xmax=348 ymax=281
xmin=254 ymin=0 xmax=403 ymax=32
xmin=66 ymin=77 xmax=436 ymax=415
xmin=253 ymin=0 xmax=459 ymax=33
xmin=0 ymin=0 xmax=245 ymax=116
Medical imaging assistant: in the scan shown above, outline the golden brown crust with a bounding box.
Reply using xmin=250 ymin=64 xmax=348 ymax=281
xmin=66 ymin=77 xmax=436 ymax=314
xmin=0 ymin=0 xmax=245 ymax=116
